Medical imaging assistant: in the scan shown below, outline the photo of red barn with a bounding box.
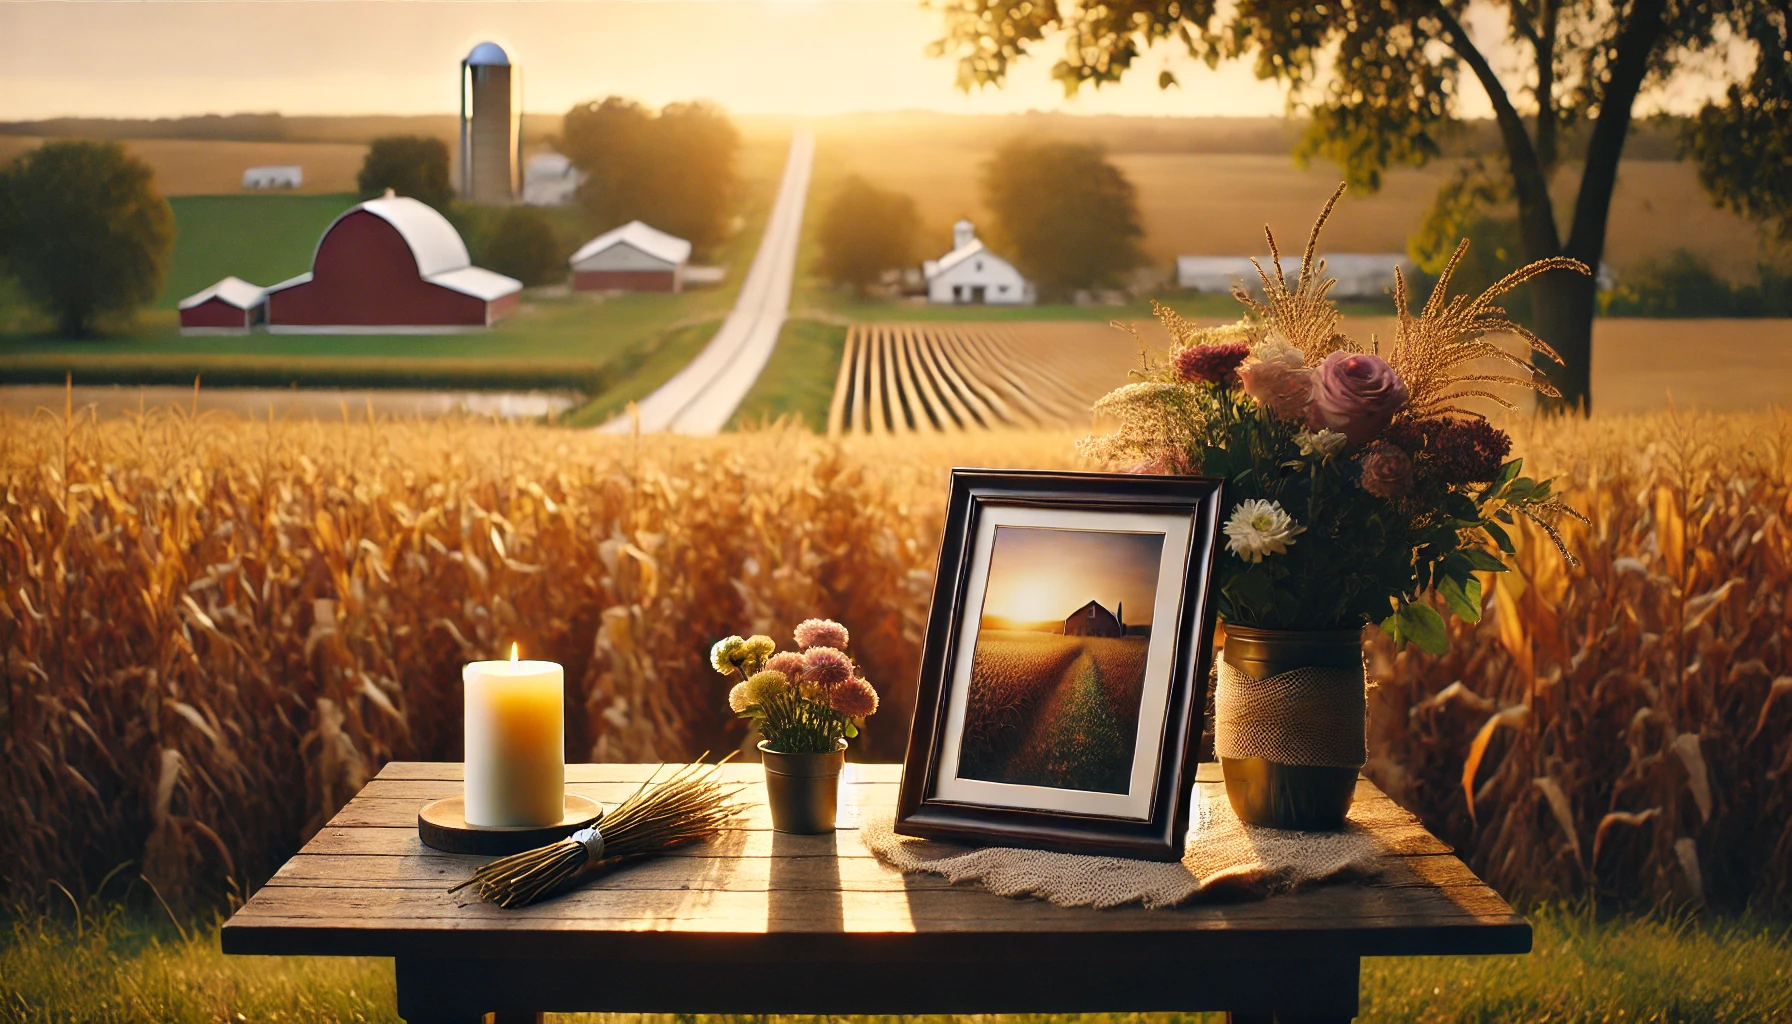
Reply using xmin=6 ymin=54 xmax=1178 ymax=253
xmin=177 ymin=276 xmax=266 ymax=334
xmin=263 ymin=192 xmax=522 ymax=332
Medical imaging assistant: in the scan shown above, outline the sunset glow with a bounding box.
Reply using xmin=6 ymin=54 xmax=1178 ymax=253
xmin=979 ymin=527 xmax=1163 ymax=628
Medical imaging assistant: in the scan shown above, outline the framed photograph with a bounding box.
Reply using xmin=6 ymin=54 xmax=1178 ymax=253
xmin=896 ymin=468 xmax=1227 ymax=861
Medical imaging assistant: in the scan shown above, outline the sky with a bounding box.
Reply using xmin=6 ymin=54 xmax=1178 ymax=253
xmin=980 ymin=527 xmax=1164 ymax=629
xmin=2 ymin=0 xmax=1323 ymax=121
xmin=0 ymin=1 xmax=1740 ymax=123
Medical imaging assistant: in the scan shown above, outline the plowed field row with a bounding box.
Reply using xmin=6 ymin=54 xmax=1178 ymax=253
xmin=826 ymin=322 xmax=1143 ymax=436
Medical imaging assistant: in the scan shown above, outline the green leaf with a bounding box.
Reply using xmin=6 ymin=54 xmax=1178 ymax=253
xmin=1396 ymin=601 xmax=1451 ymax=655
xmin=1437 ymin=573 xmax=1484 ymax=623
xmin=1460 ymin=547 xmax=1510 ymax=572
xmin=1505 ymin=478 xmax=1537 ymax=502
xmin=1484 ymin=519 xmax=1515 ymax=553
xmin=844 ymin=722 xmax=859 ymax=738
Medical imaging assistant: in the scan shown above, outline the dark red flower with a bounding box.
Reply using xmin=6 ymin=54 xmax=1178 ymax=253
xmin=1173 ymin=342 xmax=1250 ymax=387
xmin=1432 ymin=419 xmax=1512 ymax=484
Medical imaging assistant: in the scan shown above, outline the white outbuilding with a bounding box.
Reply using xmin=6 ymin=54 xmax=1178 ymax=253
xmin=568 ymin=221 xmax=692 ymax=292
xmin=1178 ymin=252 xmax=1414 ymax=299
xmin=242 ymin=165 xmax=303 ymax=190
xmin=924 ymin=220 xmax=1034 ymax=305
xmin=522 ymin=152 xmax=586 ymax=207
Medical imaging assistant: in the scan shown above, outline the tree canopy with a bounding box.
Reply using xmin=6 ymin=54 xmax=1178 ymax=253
xmin=817 ymin=175 xmax=922 ymax=295
xmin=483 ymin=206 xmax=564 ymax=287
xmin=561 ymin=98 xmax=740 ymax=259
xmin=357 ymin=135 xmax=453 ymax=211
xmin=0 ymin=140 xmax=174 ymax=336
xmin=980 ymin=137 xmax=1144 ymax=299
xmin=932 ymin=0 xmax=1792 ymax=410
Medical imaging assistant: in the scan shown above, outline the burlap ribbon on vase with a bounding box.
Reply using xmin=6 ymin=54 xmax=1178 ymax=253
xmin=1212 ymin=653 xmax=1367 ymax=769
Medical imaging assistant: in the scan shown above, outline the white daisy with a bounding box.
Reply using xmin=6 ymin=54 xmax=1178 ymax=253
xmin=1224 ymin=499 xmax=1306 ymax=563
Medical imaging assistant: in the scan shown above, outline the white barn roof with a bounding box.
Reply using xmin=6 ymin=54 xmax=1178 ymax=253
xmin=179 ymin=276 xmax=265 ymax=311
xmin=265 ymin=193 xmax=520 ymax=301
xmin=570 ymin=221 xmax=692 ymax=269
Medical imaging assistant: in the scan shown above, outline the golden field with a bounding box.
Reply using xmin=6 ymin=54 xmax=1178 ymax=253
xmin=1 ymin=407 xmax=1789 ymax=914
xmin=812 ymin=123 xmax=1769 ymax=280
xmin=0 ymin=136 xmax=371 ymax=195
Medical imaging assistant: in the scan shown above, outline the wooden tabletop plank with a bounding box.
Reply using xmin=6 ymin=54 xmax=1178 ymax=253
xmin=225 ymin=761 xmax=1525 ymax=963
xmin=263 ymin=849 xmax=1491 ymax=894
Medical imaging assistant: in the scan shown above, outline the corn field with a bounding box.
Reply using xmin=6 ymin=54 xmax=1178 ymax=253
xmin=1 ymin=404 xmax=1789 ymax=914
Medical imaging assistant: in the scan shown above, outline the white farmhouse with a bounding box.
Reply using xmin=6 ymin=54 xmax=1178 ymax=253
xmin=923 ymin=220 xmax=1034 ymax=305
xmin=522 ymin=152 xmax=586 ymax=207
xmin=242 ymin=165 xmax=302 ymax=190
xmin=569 ymin=220 xmax=692 ymax=292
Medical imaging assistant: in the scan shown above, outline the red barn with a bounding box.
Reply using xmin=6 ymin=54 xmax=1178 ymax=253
xmin=178 ymin=277 xmax=266 ymax=334
xmin=568 ymin=221 xmax=691 ymax=293
xmin=264 ymin=193 xmax=522 ymax=332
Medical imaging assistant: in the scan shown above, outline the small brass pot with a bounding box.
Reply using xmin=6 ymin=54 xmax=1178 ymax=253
xmin=759 ymin=739 xmax=846 ymax=834
xmin=1218 ymin=624 xmax=1364 ymax=831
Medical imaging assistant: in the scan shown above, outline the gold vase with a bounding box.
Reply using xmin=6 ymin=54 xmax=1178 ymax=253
xmin=1216 ymin=625 xmax=1364 ymax=831
xmin=759 ymin=739 xmax=846 ymax=834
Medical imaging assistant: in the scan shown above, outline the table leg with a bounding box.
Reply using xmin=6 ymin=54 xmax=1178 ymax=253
xmin=395 ymin=958 xmax=545 ymax=1024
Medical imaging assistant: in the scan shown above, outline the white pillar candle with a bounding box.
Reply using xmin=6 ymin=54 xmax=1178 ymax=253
xmin=463 ymin=645 xmax=565 ymax=827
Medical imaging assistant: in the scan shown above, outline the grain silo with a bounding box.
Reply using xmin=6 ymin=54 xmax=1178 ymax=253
xmin=459 ymin=41 xmax=516 ymax=203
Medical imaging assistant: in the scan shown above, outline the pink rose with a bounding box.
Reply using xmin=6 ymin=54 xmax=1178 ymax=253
xmin=1239 ymin=351 xmax=1315 ymax=422
xmin=1358 ymin=443 xmax=1413 ymax=499
xmin=1308 ymin=352 xmax=1408 ymax=447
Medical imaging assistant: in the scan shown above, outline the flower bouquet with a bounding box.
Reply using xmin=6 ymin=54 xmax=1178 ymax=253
xmin=710 ymin=618 xmax=879 ymax=833
xmin=1082 ymin=186 xmax=1586 ymax=829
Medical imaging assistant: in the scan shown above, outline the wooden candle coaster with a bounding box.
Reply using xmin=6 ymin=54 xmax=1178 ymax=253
xmin=418 ymin=795 xmax=604 ymax=855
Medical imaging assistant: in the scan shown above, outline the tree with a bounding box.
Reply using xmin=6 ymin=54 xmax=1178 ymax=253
xmin=980 ymin=138 xmax=1143 ymax=299
xmin=0 ymin=140 xmax=174 ymax=336
xmin=483 ymin=207 xmax=564 ymax=287
xmin=561 ymin=98 xmax=740 ymax=258
xmin=932 ymin=0 xmax=1792 ymax=410
xmin=817 ymin=175 xmax=922 ymax=294
xmin=357 ymin=135 xmax=453 ymax=211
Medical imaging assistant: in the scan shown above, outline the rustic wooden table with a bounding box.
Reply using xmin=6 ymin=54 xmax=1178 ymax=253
xmin=222 ymin=762 xmax=1528 ymax=1024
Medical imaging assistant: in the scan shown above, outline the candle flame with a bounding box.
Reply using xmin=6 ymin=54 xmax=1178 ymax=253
xmin=510 ymin=642 xmax=519 ymax=662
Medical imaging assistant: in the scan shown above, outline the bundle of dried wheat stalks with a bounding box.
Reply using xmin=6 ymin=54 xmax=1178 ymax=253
xmin=451 ymin=756 xmax=742 ymax=908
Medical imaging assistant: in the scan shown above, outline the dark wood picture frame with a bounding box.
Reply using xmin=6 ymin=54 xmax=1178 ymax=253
xmin=896 ymin=468 xmax=1227 ymax=861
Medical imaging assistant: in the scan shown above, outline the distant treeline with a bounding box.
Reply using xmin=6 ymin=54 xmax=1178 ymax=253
xmin=0 ymin=112 xmax=565 ymax=150
xmin=2 ymin=111 xmax=1691 ymax=161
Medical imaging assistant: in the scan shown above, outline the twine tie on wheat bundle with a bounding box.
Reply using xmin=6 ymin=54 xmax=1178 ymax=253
xmin=451 ymin=756 xmax=741 ymax=908
xmin=1213 ymin=655 xmax=1367 ymax=769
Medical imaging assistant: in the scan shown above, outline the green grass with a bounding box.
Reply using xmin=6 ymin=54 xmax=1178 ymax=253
xmin=729 ymin=318 xmax=849 ymax=430
xmin=558 ymin=319 xmax=725 ymax=427
xmin=157 ymin=194 xmax=359 ymax=309
xmin=3 ymin=905 xmax=1787 ymax=1023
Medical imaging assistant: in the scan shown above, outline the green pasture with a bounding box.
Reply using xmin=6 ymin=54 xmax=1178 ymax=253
xmin=3 ymin=904 xmax=1786 ymax=1023
xmin=155 ymin=193 xmax=358 ymax=309
xmin=730 ymin=318 xmax=849 ymax=430
xmin=0 ymin=189 xmax=763 ymax=396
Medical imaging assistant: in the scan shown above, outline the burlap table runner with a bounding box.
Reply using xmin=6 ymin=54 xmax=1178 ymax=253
xmin=861 ymin=775 xmax=1402 ymax=910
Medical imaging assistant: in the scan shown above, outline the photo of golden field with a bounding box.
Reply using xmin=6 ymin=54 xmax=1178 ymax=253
xmin=958 ymin=526 xmax=1162 ymax=794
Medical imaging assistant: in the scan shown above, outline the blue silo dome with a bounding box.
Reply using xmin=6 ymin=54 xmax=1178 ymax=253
xmin=465 ymin=42 xmax=510 ymax=66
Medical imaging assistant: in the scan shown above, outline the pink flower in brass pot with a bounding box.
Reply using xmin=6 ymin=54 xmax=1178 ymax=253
xmin=1358 ymin=443 xmax=1414 ymax=499
xmin=830 ymin=676 xmax=879 ymax=718
xmin=1308 ymin=351 xmax=1409 ymax=447
xmin=801 ymin=646 xmax=853 ymax=687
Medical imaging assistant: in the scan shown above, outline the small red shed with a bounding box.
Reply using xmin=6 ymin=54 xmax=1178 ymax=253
xmin=178 ymin=277 xmax=266 ymax=334
xmin=264 ymin=193 xmax=522 ymax=332
xmin=568 ymin=221 xmax=691 ymax=293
